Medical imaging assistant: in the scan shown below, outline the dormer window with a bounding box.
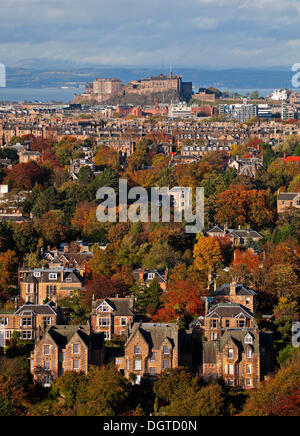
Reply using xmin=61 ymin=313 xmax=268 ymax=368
xmin=101 ymin=303 xmax=109 ymax=312
xmin=66 ymin=278 xmax=72 ymax=282
xmin=33 ymin=272 xmax=41 ymax=278
xmin=49 ymin=273 xmax=57 ymax=280
xmin=245 ymin=333 xmax=253 ymax=344
xmin=148 ymin=273 xmax=155 ymax=280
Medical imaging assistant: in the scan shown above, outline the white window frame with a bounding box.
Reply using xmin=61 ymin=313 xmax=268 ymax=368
xmin=134 ymin=359 xmax=142 ymax=371
xmin=49 ymin=273 xmax=57 ymax=280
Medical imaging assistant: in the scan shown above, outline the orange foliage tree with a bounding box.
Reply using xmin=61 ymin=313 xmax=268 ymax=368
xmin=153 ymin=279 xmax=205 ymax=322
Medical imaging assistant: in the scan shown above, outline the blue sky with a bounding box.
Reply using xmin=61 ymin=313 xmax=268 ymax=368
xmin=1 ymin=0 xmax=300 ymax=67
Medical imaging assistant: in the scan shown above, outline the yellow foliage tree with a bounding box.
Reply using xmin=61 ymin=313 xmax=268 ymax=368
xmin=193 ymin=236 xmax=224 ymax=272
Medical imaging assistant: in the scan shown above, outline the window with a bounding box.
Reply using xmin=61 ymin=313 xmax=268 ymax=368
xmin=246 ymin=364 xmax=252 ymax=374
xmin=59 ymin=351 xmax=65 ymax=362
xmin=134 ymin=360 xmax=142 ymax=371
xmin=44 ymin=360 xmax=50 ymax=370
xmin=43 ymin=375 xmax=50 ymax=387
xmin=121 ymin=318 xmax=126 ymax=326
xmin=148 ymin=273 xmax=155 ymax=280
xmin=228 ymin=364 xmax=234 ymax=375
xmin=246 ymin=297 xmax=251 ymax=305
xmin=224 ymin=364 xmax=228 ymax=374
xmin=115 ymin=359 xmax=123 ymax=365
xmin=104 ymin=331 xmax=110 ymax=340
xmin=101 ymin=304 xmax=108 ymax=312
xmin=163 ymin=360 xmax=170 ymax=369
xmin=49 ymin=273 xmax=57 ymax=280
xmin=73 ymin=360 xmax=79 ymax=370
xmin=246 ymin=349 xmax=252 ymax=359
xmin=33 ymin=272 xmax=41 ymax=278
xmin=46 ymin=285 xmax=57 ymax=298
xmin=5 ymin=331 xmax=11 ymax=339
xmin=21 ymin=330 xmax=32 ymax=340
xmin=228 ymin=348 xmax=234 ymax=359
xmin=150 ymin=352 xmax=156 ymax=362
xmin=73 ymin=344 xmax=79 ymax=354
xmin=246 ymin=379 xmax=252 ymax=387
xmin=237 ymin=319 xmax=245 ymax=328
xmin=163 ymin=346 xmax=170 ymax=355
xmin=134 ymin=346 xmax=141 ymax=355
xmin=99 ymin=318 xmax=110 ymax=327
xmin=43 ymin=317 xmax=52 ymax=327
xmin=66 ymin=278 xmax=72 ymax=282
xmin=210 ymin=319 xmax=218 ymax=329
xmin=121 ymin=330 xmax=126 ymax=336
xmin=126 ymin=360 xmax=130 ymax=370
xmin=225 ymin=320 xmax=230 ymax=328
xmin=245 ymin=334 xmax=253 ymax=344
xmin=150 ymin=367 xmax=156 ymax=375
xmin=44 ymin=345 xmax=50 ymax=355
xmin=0 ymin=317 xmax=8 ymax=326
xmin=22 ymin=317 xmax=32 ymax=327
xmin=228 ymin=379 xmax=234 ymax=386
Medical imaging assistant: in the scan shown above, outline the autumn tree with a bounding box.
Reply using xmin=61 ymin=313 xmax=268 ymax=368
xmin=153 ymin=279 xmax=205 ymax=322
xmin=76 ymin=365 xmax=130 ymax=416
xmin=240 ymin=349 xmax=300 ymax=416
xmin=193 ymin=235 xmax=224 ymax=273
xmin=0 ymin=249 xmax=18 ymax=295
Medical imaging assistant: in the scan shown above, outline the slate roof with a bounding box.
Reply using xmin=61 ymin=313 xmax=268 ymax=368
xmin=206 ymin=303 xmax=254 ymax=319
xmin=206 ymin=226 xmax=263 ymax=240
xmin=219 ymin=328 xmax=260 ymax=353
xmin=20 ymin=268 xmax=82 ymax=284
xmin=126 ymin=322 xmax=178 ymax=350
xmin=277 ymin=192 xmax=299 ymax=201
xmin=132 ymin=268 xmax=167 ymax=284
xmin=15 ymin=303 xmax=57 ymax=316
xmin=214 ymin=283 xmax=257 ymax=297
xmin=45 ymin=325 xmax=91 ymax=348
xmin=93 ymin=298 xmax=134 ymax=316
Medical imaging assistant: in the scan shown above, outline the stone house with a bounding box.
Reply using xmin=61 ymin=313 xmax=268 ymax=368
xmin=115 ymin=322 xmax=192 ymax=384
xmin=277 ymin=191 xmax=300 ymax=213
xmin=30 ymin=325 xmax=105 ymax=387
xmin=90 ymin=297 xmax=135 ymax=340
xmin=19 ymin=267 xmax=84 ymax=305
xmin=132 ymin=268 xmax=168 ymax=291
xmin=202 ymin=328 xmax=273 ymax=389
xmin=0 ymin=302 xmax=60 ymax=347
xmin=213 ymin=282 xmax=257 ymax=314
xmin=204 ymin=303 xmax=256 ymax=341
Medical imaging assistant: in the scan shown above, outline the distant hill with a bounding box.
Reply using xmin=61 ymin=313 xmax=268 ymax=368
xmin=4 ymin=61 xmax=293 ymax=91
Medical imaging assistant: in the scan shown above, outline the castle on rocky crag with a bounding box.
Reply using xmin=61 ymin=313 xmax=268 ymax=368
xmin=73 ymin=73 xmax=192 ymax=105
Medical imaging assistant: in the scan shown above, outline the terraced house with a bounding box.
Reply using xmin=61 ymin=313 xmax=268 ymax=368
xmin=30 ymin=325 xmax=105 ymax=387
xmin=19 ymin=267 xmax=84 ymax=305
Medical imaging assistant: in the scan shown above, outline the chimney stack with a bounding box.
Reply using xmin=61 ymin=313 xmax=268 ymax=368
xmin=138 ymin=268 xmax=144 ymax=281
xmin=230 ymin=281 xmax=237 ymax=296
